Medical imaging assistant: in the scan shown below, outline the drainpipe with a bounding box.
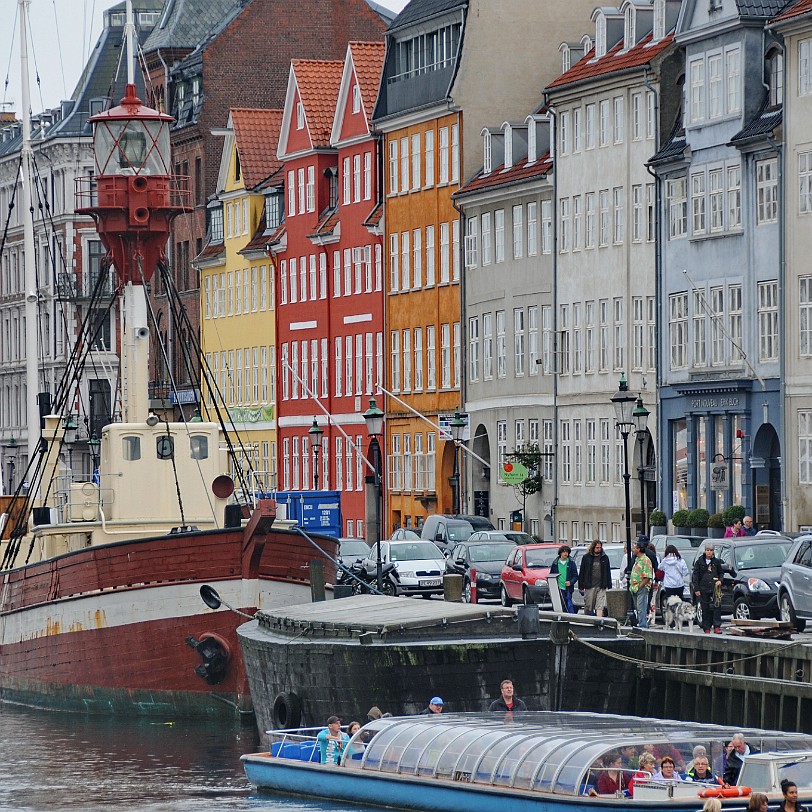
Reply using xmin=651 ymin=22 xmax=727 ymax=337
xmin=452 ymin=193 xmax=468 ymax=515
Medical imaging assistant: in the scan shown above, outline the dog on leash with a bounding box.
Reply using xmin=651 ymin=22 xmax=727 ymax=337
xmin=663 ymin=595 xmax=696 ymax=631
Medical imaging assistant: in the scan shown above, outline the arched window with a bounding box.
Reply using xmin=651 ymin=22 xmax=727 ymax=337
xmin=596 ymin=14 xmax=607 ymax=58
xmin=483 ymin=131 xmax=492 ymax=175
xmin=562 ymin=43 xmax=571 ymax=73
xmin=768 ymin=49 xmax=784 ymax=107
xmin=624 ymin=5 xmax=636 ymax=50
xmin=653 ymin=0 xmax=666 ymax=42
xmin=504 ymin=124 xmax=513 ymax=169
xmin=527 ymin=122 xmax=537 ymax=164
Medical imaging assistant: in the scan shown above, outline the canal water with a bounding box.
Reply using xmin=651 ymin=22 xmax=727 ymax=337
xmin=0 ymin=703 xmax=385 ymax=812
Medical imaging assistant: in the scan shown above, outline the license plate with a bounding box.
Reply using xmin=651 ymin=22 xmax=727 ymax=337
xmin=419 ymin=579 xmax=441 ymax=587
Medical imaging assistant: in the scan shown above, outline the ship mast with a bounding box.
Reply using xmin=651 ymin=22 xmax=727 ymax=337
xmin=19 ymin=0 xmax=40 ymax=474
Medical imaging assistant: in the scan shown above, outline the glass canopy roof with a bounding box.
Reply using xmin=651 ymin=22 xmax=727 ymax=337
xmin=344 ymin=712 xmax=812 ymax=795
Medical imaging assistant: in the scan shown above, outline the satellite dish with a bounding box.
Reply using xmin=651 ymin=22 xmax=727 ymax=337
xmin=200 ymin=584 xmax=222 ymax=610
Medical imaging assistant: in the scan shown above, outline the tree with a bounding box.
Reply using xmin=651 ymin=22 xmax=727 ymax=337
xmin=505 ymin=443 xmax=544 ymax=498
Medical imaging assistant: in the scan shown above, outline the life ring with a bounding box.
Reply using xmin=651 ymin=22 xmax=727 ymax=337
xmin=698 ymin=786 xmax=752 ymax=798
xmin=272 ymin=691 xmax=302 ymax=729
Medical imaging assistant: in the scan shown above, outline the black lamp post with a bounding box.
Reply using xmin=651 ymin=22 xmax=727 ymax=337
xmin=611 ymin=374 xmax=636 ymax=595
xmin=88 ymin=433 xmax=101 ymax=479
xmin=308 ymin=417 xmax=323 ymax=490
xmin=362 ymin=397 xmax=385 ymax=592
xmin=63 ymin=415 xmax=78 ymax=478
xmin=450 ymin=410 xmax=467 ymax=515
xmin=633 ymin=396 xmax=650 ymax=537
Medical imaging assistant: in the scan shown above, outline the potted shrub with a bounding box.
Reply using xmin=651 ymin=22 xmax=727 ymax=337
xmin=723 ymin=504 xmax=746 ymax=528
xmin=708 ymin=512 xmax=725 ymax=538
xmin=672 ymin=509 xmax=690 ymax=535
xmin=649 ymin=509 xmax=667 ymax=536
xmin=687 ymin=508 xmax=710 ymax=537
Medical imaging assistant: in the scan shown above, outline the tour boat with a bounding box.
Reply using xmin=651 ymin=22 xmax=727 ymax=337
xmin=241 ymin=711 xmax=812 ymax=810
xmin=0 ymin=2 xmax=335 ymax=719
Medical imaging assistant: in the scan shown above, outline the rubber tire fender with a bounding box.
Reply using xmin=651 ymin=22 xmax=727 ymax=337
xmin=272 ymin=691 xmax=303 ymax=729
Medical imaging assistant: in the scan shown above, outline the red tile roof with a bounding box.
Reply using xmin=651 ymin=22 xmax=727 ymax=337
xmin=455 ymin=153 xmax=553 ymax=197
xmin=307 ymin=208 xmax=339 ymax=239
xmin=363 ymin=201 xmax=383 ymax=228
xmin=293 ymin=59 xmax=345 ymax=147
xmin=230 ymin=109 xmax=284 ymax=189
xmin=239 ymin=212 xmax=268 ymax=254
xmin=194 ymin=241 xmax=226 ymax=262
xmin=546 ymin=32 xmax=675 ymax=90
xmin=773 ymin=0 xmax=812 ymax=22
xmin=348 ymin=41 xmax=386 ymax=119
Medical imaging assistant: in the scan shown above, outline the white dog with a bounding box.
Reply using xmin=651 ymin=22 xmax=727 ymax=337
xmin=663 ymin=595 xmax=696 ymax=632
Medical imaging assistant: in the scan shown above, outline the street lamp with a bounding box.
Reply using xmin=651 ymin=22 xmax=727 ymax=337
xmin=362 ymin=396 xmax=385 ymax=592
xmin=450 ymin=410 xmax=467 ymax=515
xmin=633 ymin=396 xmax=650 ymax=537
xmin=308 ymin=417 xmax=324 ymax=490
xmin=88 ymin=433 xmax=101 ymax=481
xmin=611 ymin=374 xmax=636 ymax=598
xmin=63 ymin=415 xmax=78 ymax=477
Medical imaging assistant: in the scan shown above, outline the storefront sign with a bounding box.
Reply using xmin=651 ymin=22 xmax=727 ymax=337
xmin=227 ymin=404 xmax=274 ymax=424
xmin=501 ymin=462 xmax=529 ymax=484
xmin=711 ymin=463 xmax=728 ymax=490
xmin=690 ymin=396 xmax=740 ymax=409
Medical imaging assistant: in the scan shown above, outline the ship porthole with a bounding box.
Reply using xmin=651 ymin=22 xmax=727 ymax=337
xmin=272 ymin=691 xmax=302 ymax=729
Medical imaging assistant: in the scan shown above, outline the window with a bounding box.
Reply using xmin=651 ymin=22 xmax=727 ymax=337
xmin=440 ymin=222 xmax=450 ymax=282
xmin=633 ymin=297 xmax=644 ymax=371
xmin=527 ymin=202 xmax=538 ymax=256
xmin=632 ymin=93 xmax=642 ymax=140
xmin=573 ymin=302 xmax=582 ymax=373
xmin=541 ymin=200 xmax=552 ymax=254
xmin=514 ymin=308 xmax=525 ymax=376
xmin=600 ymin=419 xmax=610 ymax=483
xmin=364 ymin=151 xmax=372 ymax=200
xmin=729 ymin=285 xmax=743 ymax=364
xmin=483 ymin=131 xmax=492 ymax=174
xmin=632 ymin=185 xmax=642 ymax=242
xmin=481 ymin=212 xmax=492 ymax=265
xmin=400 ymin=136 xmax=409 ymax=192
xmin=613 ymin=297 xmax=624 ymax=370
xmin=693 ymin=290 xmax=706 ymax=368
xmin=559 ymin=111 xmax=570 ymax=155
xmin=495 ymin=209 xmax=505 ymax=262
xmin=321 ymin=253 xmax=328 ymax=299
xmin=426 ymin=225 xmax=435 ymax=285
xmin=390 ymin=330 xmax=400 ymax=391
xmin=469 ymin=316 xmax=479 ymax=382
xmin=296 ymin=101 xmax=305 ymax=129
xmin=401 ymin=231 xmax=410 ymax=290
xmin=424 ymin=129 xmax=434 ymax=186
xmin=543 ymin=420 xmax=554 ymax=480
xmin=529 ymin=305 xmax=539 ymax=374
xmin=413 ymin=228 xmax=422 ymax=287
xmin=352 ymin=154 xmax=361 ymax=203
xmin=668 ymin=177 xmax=687 ymax=239
xmin=414 ymin=327 xmax=423 ymax=391
xmin=646 ymin=92 xmax=656 ymax=140
xmin=411 ymin=134 xmax=420 ymax=191
xmin=483 ymin=313 xmax=493 ymax=380
xmin=599 ymin=100 xmax=610 ymax=147
xmin=573 ymin=420 xmax=582 ymax=483
xmin=585 ymin=301 xmax=595 ymax=373
xmin=389 ymin=233 xmax=399 ymax=291
xmin=542 ymin=305 xmax=553 ymax=374
xmin=403 ymin=329 xmax=411 ymax=391
xmin=689 ymin=58 xmax=705 ymax=123
xmin=800 ymin=151 xmax=812 ymax=214
xmin=691 ymin=173 xmax=706 ymax=235
xmin=800 ymin=411 xmax=812 ymax=484
xmin=710 ymin=286 xmax=724 ymax=365
xmin=708 ymin=54 xmax=722 ymax=118
xmin=727 ymin=165 xmax=741 ymax=230
xmin=757 ymin=158 xmax=778 ymax=224
xmin=496 ymin=310 xmax=506 ymax=378
xmin=646 ymin=183 xmax=655 ymax=242
xmin=452 ymin=220 xmax=460 ymax=281
xmin=561 ymin=420 xmax=571 ymax=483
xmin=585 ymin=192 xmax=595 ymax=249
xmin=389 ymin=139 xmax=398 ymax=194
xmin=573 ymin=195 xmax=582 ymax=251
xmin=497 ymin=421 xmax=508 ymax=482
xmin=352 ymin=83 xmax=362 ymax=114
xmin=298 ymin=168 xmax=306 ymax=214
xmin=726 ymin=47 xmax=741 ymax=114
xmin=599 ymin=299 xmax=609 ymax=372
xmin=439 ymin=126 xmax=449 ymax=184
xmin=559 ymin=304 xmax=570 ymax=374
xmin=758 ymin=280 xmax=778 ymax=362
xmin=613 ymin=97 xmax=624 ymax=143
xmin=440 ymin=323 xmax=450 ymax=388
xmin=512 ymin=205 xmax=523 ymax=259
xmin=624 ymin=4 xmax=635 ymax=50
xmin=802 ymin=277 xmax=812 ymax=357
xmin=599 ymin=190 xmax=610 ymax=246
xmin=427 ymin=325 xmax=436 ymax=390
xmin=670 ymin=292 xmax=688 ymax=369
xmin=801 ymin=38 xmax=812 ymax=96
xmin=709 ymin=168 xmax=723 ymax=232
xmin=560 ymin=197 xmax=571 ymax=252
xmin=451 ymin=124 xmax=460 ymax=182
xmin=613 ymin=187 xmax=624 ymax=243
xmin=586 ymin=103 xmax=596 ymax=150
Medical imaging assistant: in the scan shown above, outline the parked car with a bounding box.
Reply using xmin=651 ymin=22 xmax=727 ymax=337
xmin=362 ymin=540 xmax=446 ymax=597
xmin=338 ymin=538 xmax=370 ymax=567
xmin=778 ymin=534 xmax=812 ymax=631
xmin=649 ymin=534 xmax=705 ymax=554
xmin=696 ymin=536 xmax=794 ymax=624
xmin=499 ymin=543 xmax=560 ymax=606
xmin=389 ymin=528 xmax=420 ymax=540
xmin=468 ymin=530 xmax=535 ymax=545
xmin=420 ymin=514 xmax=495 ymax=552
xmin=570 ymin=543 xmax=626 ymax=609
xmin=446 ymin=540 xmax=516 ymax=602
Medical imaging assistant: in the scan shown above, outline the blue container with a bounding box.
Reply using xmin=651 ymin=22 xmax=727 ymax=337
xmin=300 ymin=742 xmax=319 ymax=762
xmin=273 ymin=491 xmax=342 ymax=539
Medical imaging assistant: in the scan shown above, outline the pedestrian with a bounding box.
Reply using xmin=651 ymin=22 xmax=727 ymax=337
xmin=316 ymin=715 xmax=349 ymax=764
xmin=549 ymin=544 xmax=578 ymax=613
xmin=659 ymin=545 xmax=690 ymax=627
xmin=644 ymin=536 xmax=659 ymax=618
xmin=692 ymin=541 xmax=725 ymax=634
xmin=420 ymin=696 xmax=444 ymax=714
xmin=488 ymin=679 xmax=528 ymax=712
xmin=579 ymin=540 xmax=612 ymax=616
xmin=629 ymin=539 xmax=653 ymax=628
xmin=724 ymin=519 xmax=746 ymax=538
xmin=743 ymin=516 xmax=756 ymax=536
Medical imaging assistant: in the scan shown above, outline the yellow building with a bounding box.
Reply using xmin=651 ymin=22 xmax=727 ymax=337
xmin=197 ymin=108 xmax=284 ymax=490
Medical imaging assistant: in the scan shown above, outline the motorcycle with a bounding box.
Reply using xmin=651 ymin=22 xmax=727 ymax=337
xmin=337 ymin=559 xmax=399 ymax=597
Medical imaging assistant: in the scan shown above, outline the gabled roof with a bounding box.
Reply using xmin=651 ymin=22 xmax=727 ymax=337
xmin=231 ymin=108 xmax=284 ymax=189
xmin=772 ymin=0 xmax=812 ymax=22
xmin=454 ymin=153 xmax=553 ymax=199
xmin=546 ymin=31 xmax=675 ymax=91
xmin=388 ymin=0 xmax=466 ymax=32
xmin=351 ymin=42 xmax=387 ymax=119
xmin=143 ymin=0 xmax=239 ymax=52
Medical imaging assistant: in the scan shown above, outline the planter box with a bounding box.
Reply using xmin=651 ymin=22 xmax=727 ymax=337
xmin=707 ymin=527 xmax=725 ymax=538
xmin=650 ymin=525 xmax=667 ymax=536
xmin=690 ymin=527 xmax=708 ymax=538
xmin=674 ymin=526 xmax=690 ymax=535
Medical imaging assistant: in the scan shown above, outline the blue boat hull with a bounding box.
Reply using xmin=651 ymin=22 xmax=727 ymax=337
xmin=241 ymin=755 xmax=755 ymax=811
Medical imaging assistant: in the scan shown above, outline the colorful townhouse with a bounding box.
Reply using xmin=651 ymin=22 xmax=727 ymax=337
xmin=273 ymin=45 xmax=386 ymax=539
xmin=198 ymin=109 xmax=283 ymax=489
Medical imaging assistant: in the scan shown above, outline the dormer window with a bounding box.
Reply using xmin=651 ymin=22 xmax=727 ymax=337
xmin=768 ymin=49 xmax=784 ymax=107
xmin=527 ymin=124 xmax=537 ymax=164
xmin=267 ymin=191 xmax=283 ymax=230
xmin=653 ymin=0 xmax=665 ymax=42
xmin=582 ymin=34 xmax=593 ymax=53
xmin=483 ymin=131 xmax=492 ymax=175
xmin=504 ymin=125 xmax=513 ymax=169
xmin=596 ymin=14 xmax=607 ymax=59
xmin=623 ymin=5 xmax=635 ymax=50
xmin=562 ymin=44 xmax=571 ymax=73
xmin=352 ymin=84 xmax=362 ymax=114
xmin=192 ymin=77 xmax=201 ymax=106
xmin=296 ymin=101 xmax=305 ymax=130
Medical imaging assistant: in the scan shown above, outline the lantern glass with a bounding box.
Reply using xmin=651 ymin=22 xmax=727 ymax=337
xmin=94 ymin=119 xmax=171 ymax=176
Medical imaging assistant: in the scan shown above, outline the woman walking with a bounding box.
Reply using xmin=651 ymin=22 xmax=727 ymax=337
xmin=659 ymin=545 xmax=690 ymax=627
xmin=692 ymin=541 xmax=725 ymax=633
xmin=579 ymin=540 xmax=612 ymax=616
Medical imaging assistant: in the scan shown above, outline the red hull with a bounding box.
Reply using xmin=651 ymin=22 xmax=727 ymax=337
xmin=0 ymin=520 xmax=336 ymax=718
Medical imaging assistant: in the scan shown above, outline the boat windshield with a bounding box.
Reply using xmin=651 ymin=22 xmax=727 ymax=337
xmin=342 ymin=712 xmax=812 ymax=796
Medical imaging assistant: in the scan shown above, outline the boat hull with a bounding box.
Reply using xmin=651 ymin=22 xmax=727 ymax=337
xmin=0 ymin=525 xmax=336 ymax=718
xmin=241 ymin=755 xmax=756 ymax=811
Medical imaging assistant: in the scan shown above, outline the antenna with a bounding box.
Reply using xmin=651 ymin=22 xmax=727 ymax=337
xmin=125 ymin=0 xmax=136 ymax=86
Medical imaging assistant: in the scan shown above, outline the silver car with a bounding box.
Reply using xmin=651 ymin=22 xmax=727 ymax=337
xmin=778 ymin=534 xmax=812 ymax=631
xmin=570 ymin=543 xmax=626 ymax=609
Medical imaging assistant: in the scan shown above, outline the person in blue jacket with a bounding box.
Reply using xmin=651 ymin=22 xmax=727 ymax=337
xmin=317 ymin=715 xmax=349 ymax=765
xmin=549 ymin=544 xmax=579 ymax=612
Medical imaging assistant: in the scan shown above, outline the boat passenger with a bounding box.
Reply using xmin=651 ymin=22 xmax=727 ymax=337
xmin=488 ymin=679 xmax=528 ymax=712
xmin=748 ymin=793 xmax=769 ymax=812
xmin=594 ymin=751 xmax=627 ymax=796
xmin=316 ymin=715 xmax=349 ymax=765
xmin=627 ymin=752 xmax=656 ymax=796
xmin=420 ymin=696 xmax=444 ymax=714
xmin=618 ymin=744 xmax=637 ymax=769
xmin=651 ymin=756 xmax=683 ymax=782
xmin=347 ymin=721 xmax=361 ymax=736
xmin=345 ymin=721 xmax=363 ymax=757
xmin=685 ymin=755 xmax=721 ymax=785
xmin=778 ymin=779 xmax=809 ymax=812
xmin=713 ymin=739 xmax=734 ymax=778
xmin=578 ymin=540 xmax=611 ymax=617
xmin=685 ymin=744 xmax=707 ymax=772
xmin=702 ymin=800 xmax=723 ymax=812
xmin=549 ymin=545 xmax=578 ymax=613
xmin=723 ymin=732 xmax=759 ymax=786
xmin=367 ymin=706 xmax=383 ymax=721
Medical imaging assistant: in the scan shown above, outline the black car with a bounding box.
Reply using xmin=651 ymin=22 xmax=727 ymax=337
xmin=697 ymin=536 xmax=793 ymax=623
xmin=446 ymin=540 xmax=515 ymax=602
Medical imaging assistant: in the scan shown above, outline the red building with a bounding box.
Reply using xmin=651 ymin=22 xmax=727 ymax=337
xmin=273 ymin=43 xmax=385 ymax=539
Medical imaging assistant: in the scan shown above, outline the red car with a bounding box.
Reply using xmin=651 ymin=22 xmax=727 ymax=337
xmin=499 ymin=543 xmax=560 ymax=606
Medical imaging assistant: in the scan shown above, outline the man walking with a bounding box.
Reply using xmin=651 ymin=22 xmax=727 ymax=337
xmin=629 ymin=539 xmax=653 ymax=628
xmin=488 ymin=679 xmax=528 ymax=712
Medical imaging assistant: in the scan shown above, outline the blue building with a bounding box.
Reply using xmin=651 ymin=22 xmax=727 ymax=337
xmin=650 ymin=0 xmax=785 ymax=528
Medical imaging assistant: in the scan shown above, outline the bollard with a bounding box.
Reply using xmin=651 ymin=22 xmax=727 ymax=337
xmin=606 ymin=588 xmax=631 ymax=621
xmin=517 ymin=604 xmax=540 ymax=639
xmin=469 ymin=568 xmax=478 ymax=603
xmin=443 ymin=573 xmax=463 ymax=602
xmin=333 ymin=584 xmax=353 ymax=599
xmin=550 ymin=619 xmax=571 ymax=646
xmin=310 ymin=560 xmax=326 ymax=602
